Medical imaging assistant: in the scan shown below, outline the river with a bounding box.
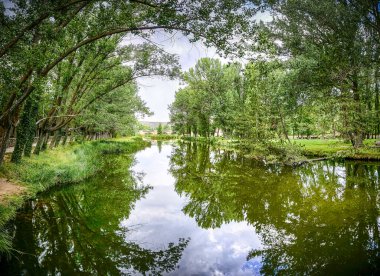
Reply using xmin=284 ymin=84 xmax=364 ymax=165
xmin=1 ymin=142 xmax=380 ymax=275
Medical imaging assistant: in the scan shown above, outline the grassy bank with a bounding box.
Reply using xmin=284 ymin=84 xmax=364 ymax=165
xmin=293 ymin=139 xmax=380 ymax=160
xmin=0 ymin=137 xmax=150 ymax=254
xmin=144 ymin=134 xmax=179 ymax=141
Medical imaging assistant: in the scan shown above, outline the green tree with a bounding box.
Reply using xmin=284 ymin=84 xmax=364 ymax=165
xmin=258 ymin=0 xmax=380 ymax=147
xmin=157 ymin=123 xmax=163 ymax=135
xmin=170 ymin=58 xmax=243 ymax=137
xmin=0 ymin=0 xmax=257 ymax=165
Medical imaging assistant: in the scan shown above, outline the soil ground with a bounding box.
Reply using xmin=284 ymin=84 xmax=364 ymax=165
xmin=0 ymin=178 xmax=25 ymax=204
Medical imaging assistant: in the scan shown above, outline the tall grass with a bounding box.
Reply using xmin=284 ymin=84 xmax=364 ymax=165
xmin=0 ymin=137 xmax=149 ymax=254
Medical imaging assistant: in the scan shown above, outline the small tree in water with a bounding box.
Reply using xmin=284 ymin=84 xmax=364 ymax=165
xmin=157 ymin=124 xmax=163 ymax=135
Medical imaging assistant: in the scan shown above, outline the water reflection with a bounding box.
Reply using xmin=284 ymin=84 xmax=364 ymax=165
xmin=1 ymin=154 xmax=189 ymax=275
xmin=109 ymin=144 xmax=261 ymax=275
xmin=2 ymin=143 xmax=380 ymax=275
xmin=169 ymin=142 xmax=380 ymax=275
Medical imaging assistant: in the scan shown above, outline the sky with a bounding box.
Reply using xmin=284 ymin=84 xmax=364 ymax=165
xmin=130 ymin=32 xmax=228 ymax=123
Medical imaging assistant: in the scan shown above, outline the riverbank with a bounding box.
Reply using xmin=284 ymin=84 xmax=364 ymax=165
xmin=178 ymin=137 xmax=380 ymax=164
xmin=293 ymin=139 xmax=380 ymax=160
xmin=0 ymin=137 xmax=150 ymax=253
xmin=144 ymin=134 xmax=179 ymax=141
xmin=179 ymin=136 xmax=306 ymax=165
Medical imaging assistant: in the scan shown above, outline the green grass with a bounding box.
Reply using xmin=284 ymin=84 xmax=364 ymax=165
xmin=0 ymin=136 xmax=150 ymax=253
xmin=293 ymin=139 xmax=380 ymax=160
xmin=144 ymin=134 xmax=179 ymax=140
xmin=293 ymin=139 xmax=351 ymax=155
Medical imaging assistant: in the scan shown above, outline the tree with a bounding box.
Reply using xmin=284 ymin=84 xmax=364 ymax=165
xmin=170 ymin=58 xmax=243 ymax=137
xmin=11 ymin=38 xmax=177 ymax=161
xmin=157 ymin=123 xmax=163 ymax=135
xmin=0 ymin=0 xmax=257 ymax=164
xmin=257 ymin=0 xmax=380 ymax=147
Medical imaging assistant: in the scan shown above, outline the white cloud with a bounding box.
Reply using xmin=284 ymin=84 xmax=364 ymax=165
xmin=136 ymin=77 xmax=179 ymax=122
xmin=123 ymin=31 xmax=230 ymax=122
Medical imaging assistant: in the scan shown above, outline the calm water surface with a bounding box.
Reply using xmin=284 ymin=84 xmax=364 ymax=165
xmin=1 ymin=142 xmax=380 ymax=275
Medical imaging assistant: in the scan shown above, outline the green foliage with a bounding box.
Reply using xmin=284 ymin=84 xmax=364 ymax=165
xmin=5 ymin=138 xmax=148 ymax=190
xmin=77 ymin=83 xmax=150 ymax=137
xmin=2 ymin=146 xmax=189 ymax=275
xmin=0 ymin=0 xmax=257 ymax=164
xmin=260 ymin=0 xmax=380 ymax=147
xmin=157 ymin=123 xmax=163 ymax=135
xmin=294 ymin=139 xmax=380 ymax=160
xmin=170 ymin=0 xmax=380 ymax=156
xmin=0 ymin=138 xmax=149 ymax=254
xmin=170 ymin=58 xmax=243 ymax=137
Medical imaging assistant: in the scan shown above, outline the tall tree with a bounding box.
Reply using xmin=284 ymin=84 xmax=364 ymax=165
xmin=1 ymin=0 xmax=258 ymax=164
xmin=259 ymin=0 xmax=380 ymax=147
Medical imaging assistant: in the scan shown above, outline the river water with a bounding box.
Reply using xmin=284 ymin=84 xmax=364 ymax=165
xmin=1 ymin=142 xmax=380 ymax=275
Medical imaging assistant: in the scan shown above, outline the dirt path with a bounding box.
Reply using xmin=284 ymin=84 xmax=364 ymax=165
xmin=0 ymin=178 xmax=25 ymax=204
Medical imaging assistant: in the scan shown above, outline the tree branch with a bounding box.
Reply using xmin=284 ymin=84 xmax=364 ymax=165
xmin=0 ymin=0 xmax=91 ymax=58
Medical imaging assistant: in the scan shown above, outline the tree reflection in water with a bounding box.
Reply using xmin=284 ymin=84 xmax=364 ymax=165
xmin=1 ymin=154 xmax=189 ymax=275
xmin=169 ymin=142 xmax=380 ymax=275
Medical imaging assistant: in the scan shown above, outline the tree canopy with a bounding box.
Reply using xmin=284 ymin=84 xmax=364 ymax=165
xmin=170 ymin=0 xmax=380 ymax=150
xmin=0 ymin=0 xmax=257 ymax=164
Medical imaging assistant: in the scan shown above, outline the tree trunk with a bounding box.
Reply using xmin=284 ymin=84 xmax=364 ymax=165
xmin=61 ymin=133 xmax=68 ymax=145
xmin=0 ymin=123 xmax=12 ymax=165
xmin=351 ymin=77 xmax=363 ymax=148
xmin=54 ymin=131 xmax=63 ymax=147
xmin=375 ymin=66 xmax=380 ymax=139
xmin=279 ymin=112 xmax=290 ymax=143
xmin=41 ymin=133 xmax=49 ymax=151
xmin=0 ymin=92 xmax=23 ymax=165
xmin=24 ymin=131 xmax=35 ymax=157
xmin=34 ymin=130 xmax=45 ymax=155
xmin=50 ymin=131 xmax=59 ymax=149
xmin=11 ymin=99 xmax=33 ymax=163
